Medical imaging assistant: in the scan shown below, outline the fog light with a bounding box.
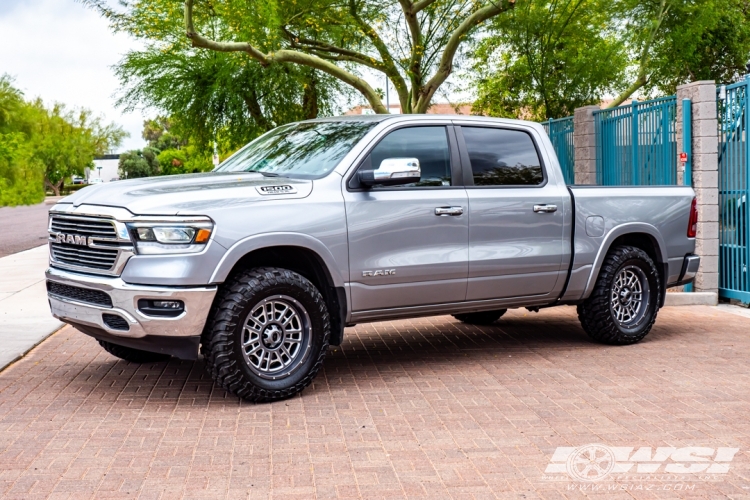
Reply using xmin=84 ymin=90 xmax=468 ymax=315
xmin=153 ymin=300 xmax=182 ymax=309
xmin=137 ymin=299 xmax=185 ymax=317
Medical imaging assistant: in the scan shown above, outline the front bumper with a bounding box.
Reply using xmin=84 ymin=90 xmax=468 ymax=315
xmin=46 ymin=267 xmax=217 ymax=359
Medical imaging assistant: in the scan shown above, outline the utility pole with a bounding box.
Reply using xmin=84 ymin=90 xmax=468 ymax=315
xmin=385 ymin=75 xmax=389 ymax=114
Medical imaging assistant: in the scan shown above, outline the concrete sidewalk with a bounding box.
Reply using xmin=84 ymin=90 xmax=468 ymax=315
xmin=0 ymin=245 xmax=61 ymax=370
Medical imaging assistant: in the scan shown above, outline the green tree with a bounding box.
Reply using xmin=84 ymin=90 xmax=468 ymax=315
xmin=31 ymin=104 xmax=126 ymax=196
xmin=85 ymin=0 xmax=517 ymax=115
xmin=609 ymin=0 xmax=750 ymax=107
xmin=118 ymin=147 xmax=161 ymax=179
xmin=116 ymin=42 xmax=344 ymax=153
xmin=471 ymin=0 xmax=627 ymax=120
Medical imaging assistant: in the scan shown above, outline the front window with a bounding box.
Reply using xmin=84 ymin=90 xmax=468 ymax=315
xmin=215 ymin=121 xmax=376 ymax=179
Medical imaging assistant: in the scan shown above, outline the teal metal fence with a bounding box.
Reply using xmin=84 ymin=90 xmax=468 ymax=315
xmin=717 ymin=77 xmax=750 ymax=304
xmin=594 ymin=96 xmax=678 ymax=185
xmin=542 ymin=116 xmax=575 ymax=184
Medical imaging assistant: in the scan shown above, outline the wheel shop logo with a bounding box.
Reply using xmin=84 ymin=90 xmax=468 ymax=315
xmin=544 ymin=444 xmax=740 ymax=482
xmin=566 ymin=444 xmax=616 ymax=481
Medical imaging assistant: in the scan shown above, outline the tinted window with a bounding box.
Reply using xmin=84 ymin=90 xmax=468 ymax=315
xmin=215 ymin=121 xmax=376 ymax=179
xmin=369 ymin=127 xmax=451 ymax=188
xmin=462 ymin=127 xmax=543 ymax=186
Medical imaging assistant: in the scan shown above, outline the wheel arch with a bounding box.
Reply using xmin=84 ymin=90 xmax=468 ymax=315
xmin=210 ymin=234 xmax=347 ymax=345
xmin=582 ymin=223 xmax=668 ymax=304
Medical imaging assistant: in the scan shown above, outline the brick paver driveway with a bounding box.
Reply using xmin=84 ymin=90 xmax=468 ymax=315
xmin=1 ymin=306 xmax=749 ymax=499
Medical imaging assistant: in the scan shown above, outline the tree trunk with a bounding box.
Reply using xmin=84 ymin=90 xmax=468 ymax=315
xmin=302 ymin=72 xmax=319 ymax=119
xmin=44 ymin=178 xmax=61 ymax=197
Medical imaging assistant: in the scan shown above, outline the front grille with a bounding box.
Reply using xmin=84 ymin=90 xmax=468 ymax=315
xmin=49 ymin=215 xmax=125 ymax=272
xmin=50 ymin=245 xmax=118 ymax=270
xmin=102 ymin=313 xmax=129 ymax=331
xmin=46 ymin=281 xmax=113 ymax=307
xmin=50 ymin=216 xmax=117 ymax=238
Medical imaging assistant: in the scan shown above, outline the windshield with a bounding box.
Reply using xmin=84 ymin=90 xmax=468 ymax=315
xmin=215 ymin=121 xmax=376 ymax=178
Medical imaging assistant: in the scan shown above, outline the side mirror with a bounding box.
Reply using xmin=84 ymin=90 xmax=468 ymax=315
xmin=359 ymin=158 xmax=421 ymax=187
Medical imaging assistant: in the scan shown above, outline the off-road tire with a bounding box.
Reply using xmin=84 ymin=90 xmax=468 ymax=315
xmin=202 ymin=267 xmax=330 ymax=402
xmin=98 ymin=340 xmax=171 ymax=363
xmin=452 ymin=309 xmax=507 ymax=325
xmin=577 ymin=245 xmax=660 ymax=345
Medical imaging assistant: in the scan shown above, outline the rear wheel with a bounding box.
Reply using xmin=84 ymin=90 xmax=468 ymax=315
xmin=202 ymin=267 xmax=330 ymax=402
xmin=577 ymin=245 xmax=660 ymax=345
xmin=98 ymin=340 xmax=170 ymax=363
xmin=453 ymin=309 xmax=507 ymax=325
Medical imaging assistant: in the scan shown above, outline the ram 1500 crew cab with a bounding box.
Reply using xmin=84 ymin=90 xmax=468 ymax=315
xmin=46 ymin=115 xmax=700 ymax=401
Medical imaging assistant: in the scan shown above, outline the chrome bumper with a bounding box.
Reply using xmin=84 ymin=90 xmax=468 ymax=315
xmin=676 ymin=254 xmax=701 ymax=285
xmin=45 ymin=267 xmax=217 ymax=340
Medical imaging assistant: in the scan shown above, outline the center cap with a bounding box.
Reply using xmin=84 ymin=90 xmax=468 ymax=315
xmin=620 ymin=288 xmax=631 ymax=303
xmin=262 ymin=324 xmax=284 ymax=349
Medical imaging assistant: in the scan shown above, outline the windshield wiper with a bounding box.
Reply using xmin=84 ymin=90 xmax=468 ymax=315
xmin=257 ymin=171 xmax=287 ymax=178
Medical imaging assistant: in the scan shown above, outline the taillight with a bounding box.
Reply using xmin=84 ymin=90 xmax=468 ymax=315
xmin=687 ymin=197 xmax=698 ymax=238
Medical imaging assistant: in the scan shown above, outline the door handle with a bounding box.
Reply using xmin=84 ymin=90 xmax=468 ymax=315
xmin=533 ymin=204 xmax=558 ymax=213
xmin=435 ymin=206 xmax=464 ymax=216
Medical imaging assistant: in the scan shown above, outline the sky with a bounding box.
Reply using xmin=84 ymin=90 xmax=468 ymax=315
xmin=0 ymin=0 xmax=146 ymax=152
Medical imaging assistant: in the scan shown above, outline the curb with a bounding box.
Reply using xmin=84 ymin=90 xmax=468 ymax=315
xmin=0 ymin=324 xmax=65 ymax=374
xmin=664 ymin=292 xmax=718 ymax=306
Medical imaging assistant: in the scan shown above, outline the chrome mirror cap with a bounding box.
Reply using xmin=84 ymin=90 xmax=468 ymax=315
xmin=359 ymin=157 xmax=421 ymax=186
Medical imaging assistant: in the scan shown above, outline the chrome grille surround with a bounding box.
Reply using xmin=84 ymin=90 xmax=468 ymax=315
xmin=48 ymin=214 xmax=135 ymax=276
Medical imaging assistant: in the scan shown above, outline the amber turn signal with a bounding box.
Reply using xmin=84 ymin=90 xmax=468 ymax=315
xmin=195 ymin=228 xmax=212 ymax=243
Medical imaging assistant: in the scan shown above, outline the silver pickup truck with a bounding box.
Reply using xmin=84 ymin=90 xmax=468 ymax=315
xmin=46 ymin=115 xmax=700 ymax=402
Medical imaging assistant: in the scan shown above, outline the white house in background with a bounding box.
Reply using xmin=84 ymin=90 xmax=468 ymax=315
xmin=85 ymin=154 xmax=120 ymax=182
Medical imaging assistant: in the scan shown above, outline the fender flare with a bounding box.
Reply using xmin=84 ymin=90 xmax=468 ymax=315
xmin=581 ymin=222 xmax=668 ymax=299
xmin=209 ymin=232 xmax=346 ymax=287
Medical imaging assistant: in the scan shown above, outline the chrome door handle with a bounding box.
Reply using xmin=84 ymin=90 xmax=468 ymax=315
xmin=435 ymin=206 xmax=464 ymax=216
xmin=533 ymin=204 xmax=558 ymax=213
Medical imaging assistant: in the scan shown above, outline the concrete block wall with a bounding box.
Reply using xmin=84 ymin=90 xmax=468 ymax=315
xmin=676 ymin=81 xmax=719 ymax=294
xmin=573 ymin=106 xmax=599 ymax=185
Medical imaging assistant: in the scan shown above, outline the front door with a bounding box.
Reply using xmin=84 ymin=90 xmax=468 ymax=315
xmin=456 ymin=125 xmax=567 ymax=301
xmin=344 ymin=125 xmax=468 ymax=311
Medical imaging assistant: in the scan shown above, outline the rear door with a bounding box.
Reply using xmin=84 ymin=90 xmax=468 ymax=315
xmin=456 ymin=124 xmax=567 ymax=301
xmin=343 ymin=124 xmax=468 ymax=311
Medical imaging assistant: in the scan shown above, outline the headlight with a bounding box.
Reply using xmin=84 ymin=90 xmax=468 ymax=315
xmin=127 ymin=219 xmax=214 ymax=255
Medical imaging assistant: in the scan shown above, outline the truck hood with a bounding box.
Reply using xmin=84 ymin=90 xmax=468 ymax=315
xmin=59 ymin=172 xmax=314 ymax=215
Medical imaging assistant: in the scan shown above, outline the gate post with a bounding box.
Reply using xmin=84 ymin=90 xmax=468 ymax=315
xmin=573 ymin=105 xmax=600 ymax=184
xmin=676 ymin=81 xmax=719 ymax=295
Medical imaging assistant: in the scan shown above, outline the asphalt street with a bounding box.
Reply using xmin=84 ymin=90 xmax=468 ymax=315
xmin=0 ymin=200 xmax=54 ymax=258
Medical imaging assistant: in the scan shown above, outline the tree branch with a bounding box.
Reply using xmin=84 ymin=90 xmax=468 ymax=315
xmin=184 ymin=0 xmax=387 ymax=113
xmin=606 ymin=0 xmax=670 ymax=108
xmin=347 ymin=0 xmax=410 ymax=111
xmin=415 ymin=0 xmax=515 ymax=112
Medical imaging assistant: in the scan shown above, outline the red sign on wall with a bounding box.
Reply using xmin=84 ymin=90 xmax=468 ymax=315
xmin=679 ymin=152 xmax=688 ymax=163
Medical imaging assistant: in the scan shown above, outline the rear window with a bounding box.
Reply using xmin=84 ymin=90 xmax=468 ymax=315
xmin=461 ymin=127 xmax=544 ymax=186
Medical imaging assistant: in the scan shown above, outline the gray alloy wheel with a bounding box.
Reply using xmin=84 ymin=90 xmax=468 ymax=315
xmin=240 ymin=295 xmax=312 ymax=380
xmin=610 ymin=265 xmax=651 ymax=329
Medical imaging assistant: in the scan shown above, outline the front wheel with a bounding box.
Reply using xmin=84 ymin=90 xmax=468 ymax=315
xmin=202 ymin=267 xmax=330 ymax=402
xmin=577 ymin=245 xmax=660 ymax=345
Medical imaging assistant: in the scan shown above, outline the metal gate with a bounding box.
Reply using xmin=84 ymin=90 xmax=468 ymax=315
xmin=594 ymin=97 xmax=678 ymax=185
xmin=542 ymin=116 xmax=575 ymax=184
xmin=717 ymin=78 xmax=750 ymax=303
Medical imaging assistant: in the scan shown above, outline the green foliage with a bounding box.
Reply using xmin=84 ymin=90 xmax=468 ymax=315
xmin=118 ymin=117 xmax=215 ymax=179
xmin=85 ymin=0 xmax=515 ymax=115
xmin=118 ymin=147 xmax=160 ymax=179
xmin=471 ymin=0 xmax=627 ymax=120
xmin=0 ymin=74 xmax=126 ymax=203
xmin=624 ymin=0 xmax=750 ymax=96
